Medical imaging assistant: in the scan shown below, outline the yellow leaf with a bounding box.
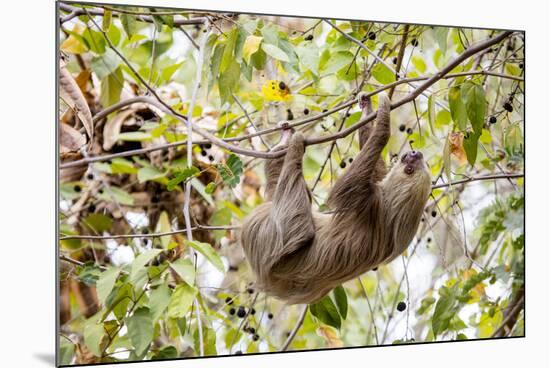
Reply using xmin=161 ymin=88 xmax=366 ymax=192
xmin=449 ymin=132 xmax=467 ymax=165
xmin=316 ymin=325 xmax=343 ymax=348
xmin=243 ymin=35 xmax=263 ymax=62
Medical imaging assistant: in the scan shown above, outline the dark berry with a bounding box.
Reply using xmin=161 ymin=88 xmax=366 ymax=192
xmin=431 ymin=210 xmax=437 ymax=217
xmin=503 ymin=102 xmax=513 ymax=112
xmin=304 ymin=34 xmax=313 ymax=41
xmin=235 ymin=350 xmax=243 ymax=355
xmin=247 ymin=287 xmax=254 ymax=294
xmin=252 ymin=334 xmax=260 ymax=341
xmin=348 ymin=158 xmax=353 ymax=163
xmin=340 ymin=161 xmax=347 ymax=169
xmin=86 ymin=173 xmax=94 ymax=180
xmin=286 ymin=109 xmax=294 ymax=121
xmin=392 ymin=57 xmax=398 ymax=64
xmin=267 ymin=313 xmax=274 ymax=319
xmin=372 ymin=267 xmax=378 ymax=271
xmin=249 ymin=327 xmax=256 ymax=334
xmin=74 ymin=185 xmax=81 ymax=193
xmin=489 ymin=116 xmax=497 ymax=124
xmin=229 ymin=307 xmax=236 ymax=315
xmin=411 ymin=38 xmax=418 ymax=47
xmin=208 ymin=155 xmax=215 ymax=161
xmin=519 ymin=63 xmax=523 ymax=69
xmin=406 ymin=127 xmax=413 ymax=135
xmin=322 ymin=109 xmax=328 ymax=113
xmin=303 ymin=108 xmax=310 ymax=115
xmin=279 ymin=81 xmax=287 ymax=90
xmin=225 ymin=296 xmax=234 ymax=305
xmin=250 ymin=308 xmax=256 ymax=315
xmin=201 ymin=150 xmax=207 ymax=156
xmin=507 ymin=44 xmax=514 ymax=51
xmin=98 ymin=189 xmax=104 ymax=194
xmin=397 ymin=301 xmax=407 ymax=312
xmin=88 ymin=204 xmax=96 ymax=213
xmin=204 ymin=143 xmax=212 ymax=149
xmin=237 ymin=306 xmax=246 ymax=318
xmin=427 ymin=237 xmax=432 ymax=243
xmin=399 ymin=124 xmax=406 ymax=132
xmin=105 ymin=160 xmax=112 ymax=165
xmin=368 ymin=31 xmax=376 ymax=40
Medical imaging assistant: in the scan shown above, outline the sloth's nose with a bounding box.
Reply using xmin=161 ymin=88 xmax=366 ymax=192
xmin=409 ymin=150 xmax=423 ymax=160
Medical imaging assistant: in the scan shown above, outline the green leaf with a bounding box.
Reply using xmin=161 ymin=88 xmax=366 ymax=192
xmin=322 ymin=51 xmax=354 ymax=74
xmin=296 ymin=43 xmax=319 ymax=74
xmin=262 ymin=43 xmax=290 ymax=62
xmin=167 ymin=166 xmax=200 ymax=191
xmin=372 ymin=63 xmax=396 ymax=84
xmin=194 ymin=325 xmax=217 ymax=356
xmin=100 ymin=67 xmax=123 ymax=108
xmin=96 ymin=267 xmax=121 ymax=306
xmin=333 ymin=285 xmax=348 ymax=320
xmin=82 ymin=213 xmax=113 ymax=233
xmin=150 ymin=283 xmax=172 ymax=321
xmin=110 ymin=158 xmax=138 ymax=174
xmin=167 ymin=283 xmax=197 ymax=318
xmin=461 ymin=81 xmax=487 ymax=134
xmin=130 ymin=249 xmax=162 ymax=289
xmin=155 ymin=211 xmax=171 ymax=249
xmin=59 ymin=339 xmax=75 ymax=365
xmin=186 ymin=240 xmax=225 ymax=273
xmin=463 ymin=131 xmax=481 ymax=166
xmin=97 ymin=186 xmax=134 ymax=205
xmin=448 ymin=86 xmax=468 ymax=130
xmin=83 ymin=318 xmax=105 ymax=357
xmin=433 ymin=27 xmax=449 ymax=55
xmin=217 ymin=153 xmax=243 ymax=188
xmin=243 ymin=35 xmax=263 ymax=62
xmin=218 ymin=59 xmax=241 ymax=103
xmin=220 ymin=29 xmax=238 ymax=73
xmin=427 ymin=94 xmax=436 ymax=135
xmin=170 ymin=258 xmax=196 ymax=285
xmin=137 ymin=166 xmax=166 ymax=183
xmin=116 ymin=131 xmax=152 ymax=141
xmin=432 ymin=289 xmax=458 ymax=337
xmin=152 ymin=345 xmax=178 ymax=360
xmin=121 ymin=14 xmax=140 ymax=37
xmin=126 ymin=307 xmax=153 ymax=356
xmin=204 ymin=182 xmax=216 ymax=194
xmin=91 ymin=49 xmax=121 ymax=79
xmin=310 ymin=296 xmax=341 ymax=329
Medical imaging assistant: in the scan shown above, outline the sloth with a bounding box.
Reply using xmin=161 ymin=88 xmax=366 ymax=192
xmin=240 ymin=93 xmax=431 ymax=304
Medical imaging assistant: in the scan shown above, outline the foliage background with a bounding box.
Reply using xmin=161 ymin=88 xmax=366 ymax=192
xmin=57 ymin=2 xmax=524 ymax=365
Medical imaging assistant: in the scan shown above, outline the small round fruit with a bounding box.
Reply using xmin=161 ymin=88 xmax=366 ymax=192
xmin=406 ymin=127 xmax=413 ymax=135
xmin=305 ymin=34 xmax=313 ymax=41
xmin=237 ymin=306 xmax=246 ymax=318
xmin=225 ymin=296 xmax=233 ymax=305
xmin=399 ymin=124 xmax=406 ymax=132
xmin=267 ymin=313 xmax=274 ymax=319
xmin=74 ymin=185 xmax=82 ymax=193
xmin=397 ymin=301 xmax=407 ymax=312
xmin=86 ymin=173 xmax=94 ymax=180
xmin=411 ymin=39 xmax=419 ymax=47
xmin=489 ymin=116 xmax=497 ymax=124
xmin=503 ymin=102 xmax=513 ymax=112
xmin=229 ymin=307 xmax=236 ymax=315
xmin=392 ymin=57 xmax=398 ymax=64
xmin=252 ymin=334 xmax=260 ymax=341
xmin=431 ymin=210 xmax=437 ymax=217
xmin=303 ymin=108 xmax=310 ymax=115
xmin=368 ymin=31 xmax=376 ymax=40
xmin=340 ymin=161 xmax=347 ymax=169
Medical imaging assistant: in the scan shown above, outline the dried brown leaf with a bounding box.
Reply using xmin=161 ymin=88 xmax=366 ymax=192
xmin=60 ymin=65 xmax=94 ymax=141
xmin=102 ymin=109 xmax=135 ymax=150
xmin=60 ymin=122 xmax=86 ymax=153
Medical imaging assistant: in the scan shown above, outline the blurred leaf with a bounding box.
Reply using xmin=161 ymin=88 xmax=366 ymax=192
xmin=130 ymin=249 xmax=162 ymax=289
xmin=218 ymin=60 xmax=241 ymax=103
xmin=126 ymin=307 xmax=153 ymax=356
xmin=150 ymin=283 xmax=172 ymax=322
xmin=100 ymin=67 xmax=123 ymax=108
xmin=316 ymin=325 xmax=344 ymax=347
xmin=167 ymin=283 xmax=197 ymax=318
xmin=152 ymin=345 xmax=178 ymax=360
xmin=448 ymin=86 xmax=468 ymax=130
xmin=167 ymin=166 xmax=200 ymax=191
xmin=83 ymin=213 xmax=113 ymax=233
xmin=372 ymin=63 xmax=396 ymax=84
xmin=170 ymin=258 xmax=196 ymax=285
xmin=243 ymin=35 xmax=263 ymax=62
xmin=204 ymin=182 xmax=216 ymax=194
xmin=433 ymin=27 xmax=449 ymax=55
xmin=96 ymin=267 xmax=121 ymax=306
xmin=186 ymin=240 xmax=225 ymax=272
xmin=217 ymin=154 xmax=243 ymax=188
xmin=91 ymin=49 xmax=121 ymax=80
xmin=322 ymin=51 xmax=354 ymax=74
xmin=194 ymin=325 xmax=217 ymax=356
xmin=463 ymin=131 xmax=481 ymax=166
xmin=461 ymin=81 xmax=486 ymax=134
xmin=156 ymin=211 xmax=171 ymax=249
xmin=97 ymin=186 xmax=135 ymax=205
xmin=116 ymin=131 xmax=152 ymax=141
xmin=121 ymin=14 xmax=140 ymax=37
xmin=138 ymin=166 xmax=166 ymax=183
xmin=83 ymin=317 xmax=105 ymax=357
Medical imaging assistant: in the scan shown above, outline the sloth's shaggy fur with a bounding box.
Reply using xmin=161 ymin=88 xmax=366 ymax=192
xmin=240 ymin=94 xmax=431 ymax=304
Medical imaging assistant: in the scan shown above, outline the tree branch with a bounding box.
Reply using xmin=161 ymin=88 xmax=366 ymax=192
xmin=280 ymin=305 xmax=308 ymax=351
xmin=431 ymin=173 xmax=523 ymax=190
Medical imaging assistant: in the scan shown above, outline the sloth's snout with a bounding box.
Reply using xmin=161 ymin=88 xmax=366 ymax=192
xmin=401 ymin=150 xmax=423 ymax=164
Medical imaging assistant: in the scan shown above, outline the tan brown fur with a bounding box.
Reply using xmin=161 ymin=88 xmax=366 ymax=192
xmin=240 ymin=94 xmax=431 ymax=304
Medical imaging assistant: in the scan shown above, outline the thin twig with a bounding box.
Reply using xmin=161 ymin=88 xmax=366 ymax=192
xmin=280 ymin=305 xmax=308 ymax=351
xmin=59 ymin=225 xmax=239 ymax=240
xmin=431 ymin=173 xmax=523 ymax=190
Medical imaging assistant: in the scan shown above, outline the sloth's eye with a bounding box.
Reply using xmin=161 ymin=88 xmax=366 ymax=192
xmin=401 ymin=154 xmax=408 ymax=163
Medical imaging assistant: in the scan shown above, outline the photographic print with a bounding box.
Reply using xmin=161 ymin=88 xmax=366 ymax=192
xmin=57 ymin=1 xmax=524 ymax=365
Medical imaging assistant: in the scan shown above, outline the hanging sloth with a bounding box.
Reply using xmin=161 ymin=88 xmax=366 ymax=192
xmin=240 ymin=93 xmax=431 ymax=304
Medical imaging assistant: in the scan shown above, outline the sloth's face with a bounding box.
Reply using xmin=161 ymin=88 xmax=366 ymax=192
xmin=400 ymin=150 xmax=427 ymax=175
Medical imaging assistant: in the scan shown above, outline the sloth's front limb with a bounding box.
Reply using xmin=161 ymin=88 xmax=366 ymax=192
xmin=264 ymin=124 xmax=294 ymax=201
xmin=327 ymin=94 xmax=391 ymax=213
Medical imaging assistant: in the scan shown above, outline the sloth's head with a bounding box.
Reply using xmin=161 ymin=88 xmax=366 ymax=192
xmin=399 ymin=150 xmax=427 ymax=176
xmin=383 ymin=150 xmax=431 ymax=208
